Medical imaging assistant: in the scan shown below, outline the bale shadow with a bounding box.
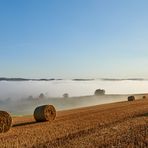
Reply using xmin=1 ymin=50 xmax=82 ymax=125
xmin=141 ymin=113 xmax=148 ymax=116
xmin=13 ymin=121 xmax=37 ymax=127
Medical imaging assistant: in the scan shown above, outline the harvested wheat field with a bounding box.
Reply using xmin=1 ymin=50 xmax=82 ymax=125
xmin=1 ymin=98 xmax=148 ymax=147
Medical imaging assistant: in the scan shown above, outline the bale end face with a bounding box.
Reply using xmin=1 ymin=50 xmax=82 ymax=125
xmin=0 ymin=111 xmax=12 ymax=133
xmin=128 ymin=96 xmax=135 ymax=101
xmin=34 ymin=105 xmax=56 ymax=122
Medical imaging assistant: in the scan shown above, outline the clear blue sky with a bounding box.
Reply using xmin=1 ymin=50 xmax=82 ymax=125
xmin=0 ymin=0 xmax=148 ymax=79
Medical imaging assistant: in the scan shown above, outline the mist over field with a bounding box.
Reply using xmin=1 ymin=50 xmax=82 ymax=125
xmin=0 ymin=79 xmax=148 ymax=115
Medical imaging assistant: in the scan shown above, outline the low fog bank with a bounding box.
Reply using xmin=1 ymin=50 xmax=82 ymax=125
xmin=0 ymin=94 xmax=130 ymax=115
xmin=1 ymin=79 xmax=148 ymax=115
xmin=1 ymin=79 xmax=148 ymax=100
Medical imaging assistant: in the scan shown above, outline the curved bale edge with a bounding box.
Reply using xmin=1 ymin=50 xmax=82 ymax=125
xmin=0 ymin=111 xmax=12 ymax=133
xmin=128 ymin=96 xmax=135 ymax=101
xmin=34 ymin=105 xmax=56 ymax=122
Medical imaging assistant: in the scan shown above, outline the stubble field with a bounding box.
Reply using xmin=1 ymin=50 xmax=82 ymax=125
xmin=1 ymin=98 xmax=148 ymax=147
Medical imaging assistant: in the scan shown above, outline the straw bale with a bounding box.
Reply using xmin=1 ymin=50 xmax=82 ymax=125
xmin=0 ymin=111 xmax=12 ymax=133
xmin=34 ymin=105 xmax=56 ymax=122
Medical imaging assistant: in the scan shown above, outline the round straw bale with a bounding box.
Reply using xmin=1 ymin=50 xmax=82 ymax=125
xmin=0 ymin=111 xmax=12 ymax=133
xmin=34 ymin=105 xmax=56 ymax=122
xmin=128 ymin=96 xmax=135 ymax=101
